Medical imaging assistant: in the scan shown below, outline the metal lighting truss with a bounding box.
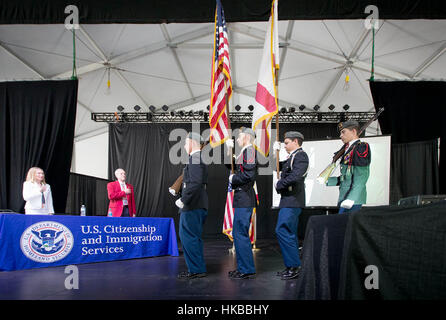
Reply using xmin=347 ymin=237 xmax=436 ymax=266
xmin=91 ymin=111 xmax=378 ymax=123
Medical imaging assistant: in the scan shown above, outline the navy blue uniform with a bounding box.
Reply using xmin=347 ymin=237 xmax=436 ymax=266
xmin=276 ymin=148 xmax=309 ymax=208
xmin=229 ymin=145 xmax=257 ymax=275
xmin=231 ymin=145 xmax=257 ymax=208
xmin=179 ymin=151 xmax=208 ymax=274
xmin=181 ymin=151 xmax=208 ymax=211
xmin=275 ymin=148 xmax=309 ymax=268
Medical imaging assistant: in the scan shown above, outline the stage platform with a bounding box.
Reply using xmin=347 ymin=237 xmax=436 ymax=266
xmin=0 ymin=238 xmax=301 ymax=300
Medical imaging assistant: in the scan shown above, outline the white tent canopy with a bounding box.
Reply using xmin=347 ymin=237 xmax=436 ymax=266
xmin=1 ymin=19 xmax=445 ymax=177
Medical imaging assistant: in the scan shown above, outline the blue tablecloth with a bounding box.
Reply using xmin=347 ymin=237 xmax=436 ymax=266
xmin=0 ymin=214 xmax=179 ymax=271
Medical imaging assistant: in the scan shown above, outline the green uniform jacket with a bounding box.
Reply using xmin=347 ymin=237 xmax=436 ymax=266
xmin=326 ymin=140 xmax=371 ymax=206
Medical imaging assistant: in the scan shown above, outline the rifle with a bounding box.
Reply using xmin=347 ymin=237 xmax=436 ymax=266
xmin=317 ymin=108 xmax=384 ymax=184
xmin=168 ymin=139 xmax=210 ymax=196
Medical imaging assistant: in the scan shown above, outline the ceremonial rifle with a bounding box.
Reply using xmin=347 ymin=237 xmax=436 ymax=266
xmin=317 ymin=107 xmax=384 ymax=184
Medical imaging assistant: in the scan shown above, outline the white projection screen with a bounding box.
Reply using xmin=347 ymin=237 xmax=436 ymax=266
xmin=272 ymin=135 xmax=391 ymax=208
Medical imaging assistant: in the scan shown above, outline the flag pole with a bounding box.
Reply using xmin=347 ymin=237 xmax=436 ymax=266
xmin=275 ymin=70 xmax=280 ymax=179
xmin=251 ymin=174 xmax=259 ymax=253
xmin=273 ymin=0 xmax=280 ymax=179
xmin=252 ymin=211 xmax=259 ymax=252
xmin=252 ymin=183 xmax=260 ymax=252
xmin=225 ymin=87 xmax=236 ymax=254
xmin=212 ymin=0 xmax=236 ymax=254
xmin=225 ymin=91 xmax=234 ymax=174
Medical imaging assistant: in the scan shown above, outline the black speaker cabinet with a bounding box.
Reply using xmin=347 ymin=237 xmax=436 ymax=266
xmin=398 ymin=195 xmax=446 ymax=206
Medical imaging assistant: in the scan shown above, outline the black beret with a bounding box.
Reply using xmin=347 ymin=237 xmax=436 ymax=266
xmin=284 ymin=131 xmax=304 ymax=141
xmin=338 ymin=120 xmax=360 ymax=132
xmin=240 ymin=127 xmax=256 ymax=138
xmin=186 ymin=132 xmax=203 ymax=143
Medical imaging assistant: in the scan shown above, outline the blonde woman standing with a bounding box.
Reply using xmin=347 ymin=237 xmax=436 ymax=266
xmin=22 ymin=167 xmax=55 ymax=215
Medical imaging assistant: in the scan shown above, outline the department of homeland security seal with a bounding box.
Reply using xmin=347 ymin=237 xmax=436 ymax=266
xmin=20 ymin=221 xmax=74 ymax=263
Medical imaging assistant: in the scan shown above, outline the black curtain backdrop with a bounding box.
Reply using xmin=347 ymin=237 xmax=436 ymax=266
xmin=108 ymin=122 xmax=339 ymax=238
xmin=65 ymin=173 xmax=112 ymax=216
xmin=1 ymin=0 xmax=445 ymax=24
xmin=390 ymin=140 xmax=440 ymax=203
xmin=370 ymin=80 xmax=446 ymax=196
xmin=0 ymin=80 xmax=78 ymax=213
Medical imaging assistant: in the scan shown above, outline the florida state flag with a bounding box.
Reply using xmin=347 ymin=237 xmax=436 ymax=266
xmin=252 ymin=0 xmax=280 ymax=156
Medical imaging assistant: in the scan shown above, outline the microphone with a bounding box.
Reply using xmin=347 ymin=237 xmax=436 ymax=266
xmin=41 ymin=186 xmax=46 ymax=208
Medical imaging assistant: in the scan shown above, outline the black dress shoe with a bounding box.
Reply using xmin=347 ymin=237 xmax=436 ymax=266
xmin=276 ymin=267 xmax=291 ymax=277
xmin=177 ymin=271 xmax=207 ymax=279
xmin=229 ymin=270 xmax=256 ymax=279
xmin=228 ymin=269 xmax=238 ymax=277
xmin=281 ymin=267 xmax=301 ymax=280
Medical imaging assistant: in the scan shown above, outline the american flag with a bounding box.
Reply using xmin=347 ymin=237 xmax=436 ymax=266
xmin=209 ymin=0 xmax=232 ymax=148
xmin=222 ymin=183 xmax=234 ymax=239
xmin=223 ymin=182 xmax=258 ymax=245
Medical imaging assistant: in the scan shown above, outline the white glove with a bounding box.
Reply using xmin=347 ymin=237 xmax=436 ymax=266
xmin=273 ymin=141 xmax=281 ymax=152
xmin=175 ymin=199 xmax=184 ymax=209
xmin=316 ymin=177 xmax=326 ymax=185
xmin=168 ymin=188 xmax=177 ymax=196
xmin=274 ymin=181 xmax=278 ymax=190
xmin=340 ymin=199 xmax=354 ymax=209
xmin=229 ymin=174 xmax=234 ymax=183
xmin=225 ymin=139 xmax=234 ymax=149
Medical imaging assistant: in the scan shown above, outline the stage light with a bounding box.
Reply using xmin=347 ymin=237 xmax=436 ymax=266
xmin=149 ymin=105 xmax=156 ymax=113
xmin=289 ymin=107 xmax=296 ymax=113
xmin=188 ymin=110 xmax=194 ymax=116
xmin=313 ymin=105 xmax=320 ymax=111
xmin=280 ymin=107 xmax=287 ymax=113
xmin=204 ymin=113 xmax=209 ymax=122
xmin=162 ymin=105 xmax=169 ymax=111
xmin=317 ymin=114 xmax=323 ymax=121
xmin=147 ymin=113 xmax=153 ymax=121
xmin=170 ymin=111 xmax=175 ymax=117
xmin=343 ymin=104 xmax=350 ymax=111
xmin=178 ymin=111 xmax=185 ymax=117
xmin=117 ymin=105 xmax=124 ymax=112
xmin=248 ymin=105 xmax=254 ymax=111
xmin=134 ymin=105 xmax=141 ymax=112
xmin=206 ymin=105 xmax=210 ymax=111
xmin=235 ymin=105 xmax=241 ymax=111
xmin=328 ymin=104 xmax=335 ymax=111
xmin=299 ymin=105 xmax=306 ymax=111
xmin=198 ymin=110 xmax=204 ymax=116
